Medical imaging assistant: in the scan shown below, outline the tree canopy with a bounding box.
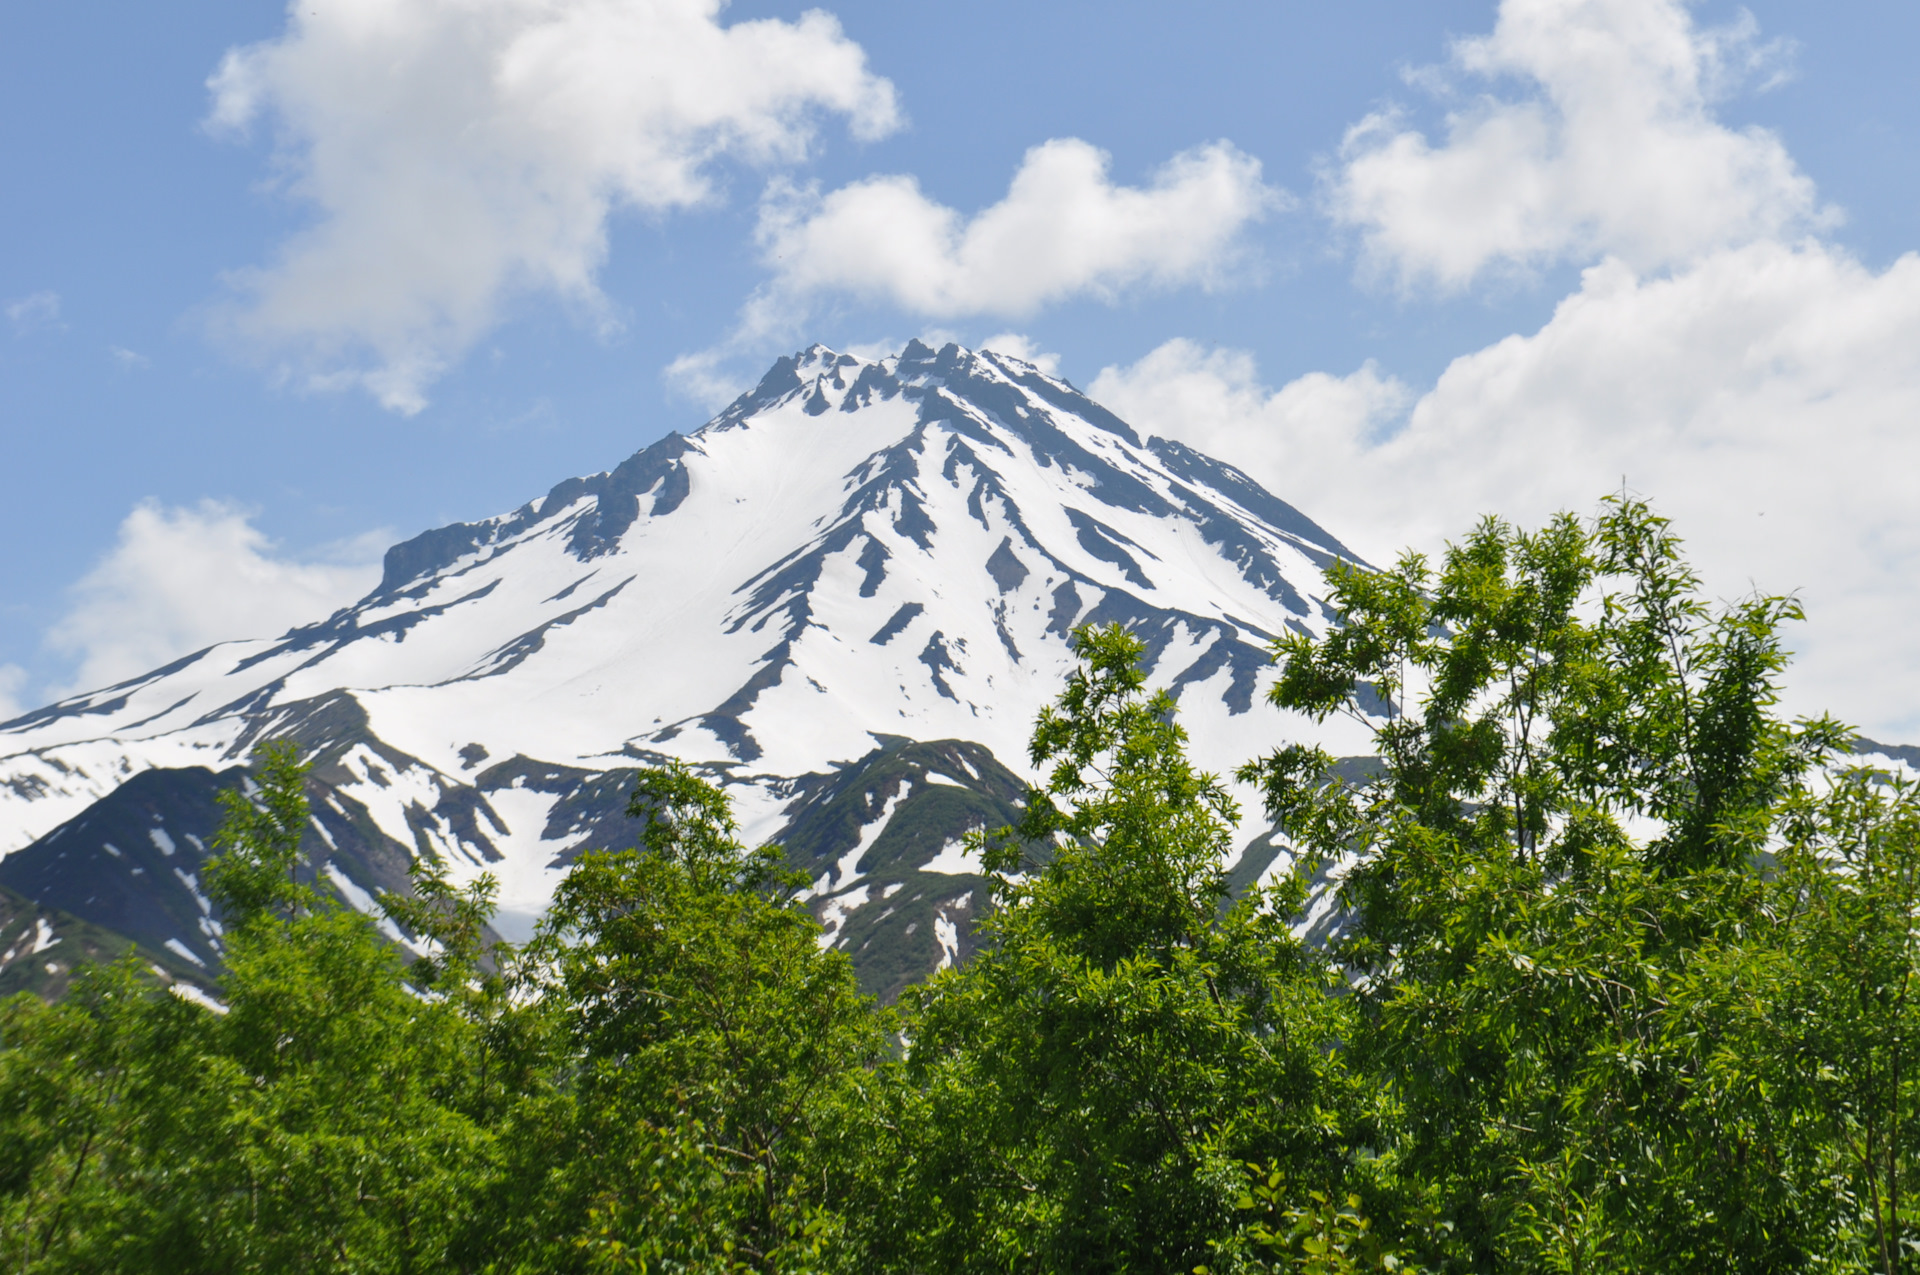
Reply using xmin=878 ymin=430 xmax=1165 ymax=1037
xmin=3 ymin=496 xmax=1916 ymax=1273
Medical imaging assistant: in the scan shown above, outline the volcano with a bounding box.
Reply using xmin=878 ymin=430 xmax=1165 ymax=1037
xmin=0 ymin=341 xmax=1364 ymax=998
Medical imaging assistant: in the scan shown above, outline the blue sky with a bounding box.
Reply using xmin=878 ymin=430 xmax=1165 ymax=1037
xmin=5 ymin=0 xmax=1920 ymax=737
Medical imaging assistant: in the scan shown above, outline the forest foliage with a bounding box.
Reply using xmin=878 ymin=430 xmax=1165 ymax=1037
xmin=3 ymin=497 xmax=1918 ymax=1273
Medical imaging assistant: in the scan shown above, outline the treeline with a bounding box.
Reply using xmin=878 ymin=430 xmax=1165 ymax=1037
xmin=3 ymin=497 xmax=1918 ymax=1273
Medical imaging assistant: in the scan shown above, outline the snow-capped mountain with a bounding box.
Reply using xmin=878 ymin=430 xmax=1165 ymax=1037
xmin=0 ymin=341 xmax=1363 ymax=995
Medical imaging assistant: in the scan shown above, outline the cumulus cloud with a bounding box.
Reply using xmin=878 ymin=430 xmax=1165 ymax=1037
xmin=1094 ymin=0 xmax=1920 ymax=738
xmin=1330 ymin=0 xmax=1828 ymax=290
xmin=207 ymin=0 xmax=900 ymax=413
xmin=1095 ymin=237 xmax=1920 ymax=740
xmin=1092 ymin=341 xmax=1410 ymax=486
xmin=7 ymin=292 xmax=63 ymax=335
xmin=661 ymin=348 xmax=751 ymax=411
xmin=49 ymin=501 xmax=383 ymax=696
xmin=745 ymin=138 xmax=1280 ymax=333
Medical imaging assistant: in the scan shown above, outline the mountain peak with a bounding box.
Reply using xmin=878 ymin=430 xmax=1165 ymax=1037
xmin=0 ymin=341 xmax=1371 ymax=991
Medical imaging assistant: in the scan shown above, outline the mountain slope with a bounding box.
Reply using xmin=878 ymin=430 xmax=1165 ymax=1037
xmin=0 ymin=883 xmax=214 ymax=1002
xmin=0 ymin=342 xmax=1364 ymax=993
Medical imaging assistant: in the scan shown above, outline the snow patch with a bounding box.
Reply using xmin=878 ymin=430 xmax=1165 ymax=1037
xmin=173 ymin=867 xmax=213 ymax=916
xmin=164 ymin=937 xmax=207 ymax=968
xmin=170 ymin=983 xmax=228 ymax=1014
xmin=934 ymin=911 xmax=961 ymax=971
xmin=308 ymin=816 xmax=339 ymax=852
xmin=921 ymin=836 xmax=984 ymax=876
xmin=816 ymin=884 xmax=871 ymax=949
xmin=831 ymin=779 xmax=909 ymax=889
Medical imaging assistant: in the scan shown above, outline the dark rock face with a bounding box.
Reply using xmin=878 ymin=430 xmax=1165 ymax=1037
xmin=0 ymin=757 xmax=418 ymax=972
xmin=0 ymin=765 xmax=238 ymax=970
xmin=769 ymin=737 xmax=1030 ymax=1002
xmin=0 ymin=883 xmax=211 ymax=1001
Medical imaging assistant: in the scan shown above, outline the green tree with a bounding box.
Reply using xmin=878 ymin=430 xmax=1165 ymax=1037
xmin=1755 ymin=764 xmax=1920 ymax=1271
xmin=0 ymin=741 xmax=504 ymax=1273
xmin=0 ymin=959 xmax=214 ymax=1271
xmin=204 ymin=739 xmax=314 ymax=924
xmin=496 ymin=761 xmax=889 ymax=1274
xmin=887 ymin=623 xmax=1354 ymax=1273
xmin=1243 ymin=497 xmax=1857 ymax=1270
xmin=172 ymin=741 xmax=501 ymax=1273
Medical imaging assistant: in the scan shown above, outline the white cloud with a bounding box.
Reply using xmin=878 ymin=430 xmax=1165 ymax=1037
xmin=745 ymin=138 xmax=1281 ymax=333
xmin=1330 ymin=0 xmax=1828 ymax=290
xmin=109 ymin=346 xmax=151 ymax=370
xmin=979 ymin=332 xmax=1061 ymax=376
xmin=207 ymin=0 xmax=900 ymax=414
xmin=1094 ymin=237 xmax=1920 ymax=740
xmin=662 ymin=348 xmax=751 ymax=411
xmin=7 ymin=291 xmax=63 ymax=335
xmin=48 ymin=501 xmax=383 ymax=696
xmin=1091 ymin=340 xmax=1410 ymax=484
xmin=1093 ymin=0 xmax=1920 ymax=738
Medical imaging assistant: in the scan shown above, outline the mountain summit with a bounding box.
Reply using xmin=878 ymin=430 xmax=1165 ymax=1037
xmin=0 ymin=342 xmax=1362 ymax=995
